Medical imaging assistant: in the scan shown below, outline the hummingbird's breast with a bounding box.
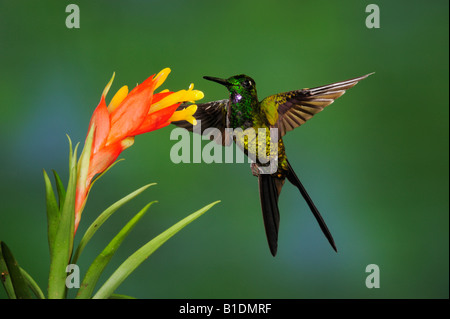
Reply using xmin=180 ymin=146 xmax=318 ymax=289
xmin=227 ymin=94 xmax=287 ymax=175
xmin=227 ymin=94 xmax=254 ymax=129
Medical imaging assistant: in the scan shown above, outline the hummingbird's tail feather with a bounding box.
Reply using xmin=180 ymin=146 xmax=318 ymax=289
xmin=258 ymin=173 xmax=283 ymax=256
xmin=286 ymin=160 xmax=338 ymax=252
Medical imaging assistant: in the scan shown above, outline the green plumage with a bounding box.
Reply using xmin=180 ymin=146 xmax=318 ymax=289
xmin=173 ymin=72 xmax=373 ymax=256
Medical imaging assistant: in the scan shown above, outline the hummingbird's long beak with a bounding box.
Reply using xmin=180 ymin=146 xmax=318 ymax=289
xmin=203 ymin=76 xmax=230 ymax=87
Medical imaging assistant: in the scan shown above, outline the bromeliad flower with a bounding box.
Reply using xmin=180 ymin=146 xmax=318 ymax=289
xmin=74 ymin=68 xmax=203 ymax=232
xmin=0 ymin=67 xmax=220 ymax=300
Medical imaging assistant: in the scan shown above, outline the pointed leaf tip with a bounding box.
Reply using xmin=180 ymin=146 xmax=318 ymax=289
xmin=93 ymin=200 xmax=220 ymax=299
xmin=0 ymin=242 xmax=34 ymax=299
xmin=76 ymin=201 xmax=157 ymax=299
xmin=72 ymin=183 xmax=157 ymax=264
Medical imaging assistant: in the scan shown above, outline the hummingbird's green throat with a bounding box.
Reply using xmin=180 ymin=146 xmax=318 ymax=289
xmin=204 ymin=74 xmax=260 ymax=129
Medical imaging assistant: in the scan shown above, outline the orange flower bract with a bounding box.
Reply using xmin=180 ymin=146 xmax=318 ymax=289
xmin=74 ymin=68 xmax=202 ymax=232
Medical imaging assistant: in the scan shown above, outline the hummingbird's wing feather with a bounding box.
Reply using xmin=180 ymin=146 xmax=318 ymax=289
xmin=261 ymin=73 xmax=373 ymax=137
xmin=172 ymin=99 xmax=231 ymax=145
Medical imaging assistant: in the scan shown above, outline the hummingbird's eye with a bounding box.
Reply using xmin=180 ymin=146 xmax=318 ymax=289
xmin=243 ymin=79 xmax=252 ymax=88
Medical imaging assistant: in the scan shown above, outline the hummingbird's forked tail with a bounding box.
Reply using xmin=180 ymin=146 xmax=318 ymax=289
xmin=286 ymin=160 xmax=338 ymax=252
xmin=257 ymin=160 xmax=337 ymax=256
xmin=258 ymin=173 xmax=282 ymax=256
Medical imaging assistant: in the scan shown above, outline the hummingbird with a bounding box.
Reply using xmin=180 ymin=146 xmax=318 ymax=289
xmin=173 ymin=72 xmax=373 ymax=256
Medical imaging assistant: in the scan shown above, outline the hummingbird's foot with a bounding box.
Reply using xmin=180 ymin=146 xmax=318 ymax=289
xmin=251 ymin=163 xmax=260 ymax=177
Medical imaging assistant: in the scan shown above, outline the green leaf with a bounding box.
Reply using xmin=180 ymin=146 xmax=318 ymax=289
xmin=52 ymin=169 xmax=66 ymax=210
xmin=0 ymin=241 xmax=16 ymax=299
xmin=76 ymin=201 xmax=157 ymax=299
xmin=20 ymin=267 xmax=45 ymax=299
xmin=109 ymin=293 xmax=136 ymax=299
xmin=47 ymin=138 xmax=78 ymax=299
xmin=0 ymin=242 xmax=34 ymax=299
xmin=75 ymin=160 xmax=125 ymax=220
xmin=72 ymin=183 xmax=156 ymax=264
xmin=43 ymin=170 xmax=60 ymax=258
xmin=72 ymin=125 xmax=95 ymax=224
xmin=76 ymin=125 xmax=95 ymax=195
xmin=90 ymin=159 xmax=124 ymax=190
xmin=93 ymin=200 xmax=220 ymax=299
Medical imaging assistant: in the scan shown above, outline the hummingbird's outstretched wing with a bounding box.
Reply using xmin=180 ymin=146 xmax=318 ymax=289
xmin=172 ymin=99 xmax=231 ymax=145
xmin=260 ymin=73 xmax=373 ymax=137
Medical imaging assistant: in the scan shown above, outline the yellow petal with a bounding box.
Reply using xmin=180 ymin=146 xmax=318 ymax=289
xmin=150 ymin=88 xmax=204 ymax=113
xmin=121 ymin=136 xmax=135 ymax=150
xmin=108 ymin=85 xmax=129 ymax=112
xmin=154 ymin=68 xmax=171 ymax=91
xmin=102 ymin=72 xmax=115 ymax=98
xmin=169 ymin=104 xmax=198 ymax=125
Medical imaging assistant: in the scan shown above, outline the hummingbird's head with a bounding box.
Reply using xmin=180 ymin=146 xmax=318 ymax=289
xmin=203 ymin=74 xmax=258 ymax=103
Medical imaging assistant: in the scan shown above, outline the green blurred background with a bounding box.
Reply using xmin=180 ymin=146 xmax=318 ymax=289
xmin=0 ymin=0 xmax=448 ymax=299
